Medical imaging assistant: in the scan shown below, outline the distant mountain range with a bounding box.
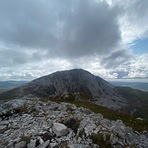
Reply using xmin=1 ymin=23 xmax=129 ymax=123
xmin=0 ymin=69 xmax=148 ymax=119
xmin=109 ymin=81 xmax=148 ymax=92
xmin=0 ymin=81 xmax=28 ymax=93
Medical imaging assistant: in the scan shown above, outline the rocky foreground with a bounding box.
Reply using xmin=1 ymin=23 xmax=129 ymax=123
xmin=0 ymin=95 xmax=148 ymax=148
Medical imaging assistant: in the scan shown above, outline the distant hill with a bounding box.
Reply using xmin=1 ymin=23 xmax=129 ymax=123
xmin=0 ymin=69 xmax=148 ymax=119
xmin=0 ymin=81 xmax=28 ymax=93
xmin=109 ymin=81 xmax=148 ymax=92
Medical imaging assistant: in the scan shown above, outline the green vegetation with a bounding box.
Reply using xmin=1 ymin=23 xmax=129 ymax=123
xmin=20 ymin=136 xmax=30 ymax=144
xmin=45 ymin=97 xmax=148 ymax=132
xmin=78 ymin=129 xmax=85 ymax=138
xmin=0 ymin=105 xmax=28 ymax=118
xmin=59 ymin=141 xmax=69 ymax=148
xmin=63 ymin=118 xmax=81 ymax=134
xmin=117 ymin=87 xmax=148 ymax=119
xmin=90 ymin=132 xmax=111 ymax=148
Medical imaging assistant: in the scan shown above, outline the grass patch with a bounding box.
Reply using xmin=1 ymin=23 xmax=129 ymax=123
xmin=64 ymin=118 xmax=81 ymax=134
xmin=90 ymin=133 xmax=111 ymax=148
xmin=0 ymin=105 xmax=28 ymax=118
xmin=78 ymin=129 xmax=86 ymax=138
xmin=117 ymin=86 xmax=148 ymax=119
xmin=59 ymin=141 xmax=69 ymax=148
xmin=20 ymin=136 xmax=30 ymax=144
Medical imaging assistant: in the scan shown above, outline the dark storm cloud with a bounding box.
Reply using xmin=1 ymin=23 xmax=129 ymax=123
xmin=0 ymin=48 xmax=44 ymax=67
xmin=0 ymin=0 xmax=57 ymax=49
xmin=0 ymin=0 xmax=122 ymax=59
xmin=101 ymin=49 xmax=132 ymax=69
xmin=0 ymin=49 xmax=29 ymax=66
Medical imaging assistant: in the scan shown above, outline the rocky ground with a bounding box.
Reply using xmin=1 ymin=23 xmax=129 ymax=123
xmin=0 ymin=95 xmax=148 ymax=148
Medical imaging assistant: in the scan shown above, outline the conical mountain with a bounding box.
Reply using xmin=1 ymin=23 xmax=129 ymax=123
xmin=0 ymin=69 xmax=127 ymax=110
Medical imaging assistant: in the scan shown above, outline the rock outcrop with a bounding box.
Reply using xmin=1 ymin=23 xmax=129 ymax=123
xmin=0 ymin=95 xmax=148 ymax=148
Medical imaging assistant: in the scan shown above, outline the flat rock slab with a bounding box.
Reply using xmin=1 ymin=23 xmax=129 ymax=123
xmin=53 ymin=123 xmax=68 ymax=137
xmin=15 ymin=141 xmax=26 ymax=148
xmin=0 ymin=125 xmax=7 ymax=130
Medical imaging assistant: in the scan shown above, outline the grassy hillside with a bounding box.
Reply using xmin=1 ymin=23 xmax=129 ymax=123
xmin=116 ymin=86 xmax=148 ymax=119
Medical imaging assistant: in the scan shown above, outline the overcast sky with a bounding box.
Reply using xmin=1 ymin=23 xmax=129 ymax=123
xmin=0 ymin=0 xmax=148 ymax=81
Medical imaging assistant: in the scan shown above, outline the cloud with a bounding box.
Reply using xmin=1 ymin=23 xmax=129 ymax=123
xmin=118 ymin=0 xmax=148 ymax=44
xmin=0 ymin=0 xmax=122 ymax=59
xmin=123 ymin=54 xmax=148 ymax=78
xmin=101 ymin=49 xmax=133 ymax=69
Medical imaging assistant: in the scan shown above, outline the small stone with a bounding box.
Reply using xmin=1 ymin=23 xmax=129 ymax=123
xmin=136 ymin=117 xmax=143 ymax=121
xmin=50 ymin=142 xmax=58 ymax=148
xmin=7 ymin=141 xmax=14 ymax=148
xmin=69 ymin=144 xmax=90 ymax=148
xmin=0 ymin=120 xmax=9 ymax=125
xmin=53 ymin=123 xmax=68 ymax=137
xmin=93 ymin=127 xmax=100 ymax=134
xmin=38 ymin=137 xmax=44 ymax=144
xmin=0 ymin=125 xmax=7 ymax=130
xmin=27 ymin=139 xmax=36 ymax=148
xmin=84 ymin=123 xmax=96 ymax=136
xmin=36 ymin=140 xmax=49 ymax=148
xmin=77 ymin=137 xmax=82 ymax=143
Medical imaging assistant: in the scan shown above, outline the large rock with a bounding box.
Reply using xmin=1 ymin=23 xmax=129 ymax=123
xmin=15 ymin=141 xmax=26 ymax=148
xmin=53 ymin=123 xmax=68 ymax=137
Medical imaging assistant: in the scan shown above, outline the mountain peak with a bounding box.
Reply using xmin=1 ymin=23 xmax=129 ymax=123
xmin=50 ymin=68 xmax=93 ymax=77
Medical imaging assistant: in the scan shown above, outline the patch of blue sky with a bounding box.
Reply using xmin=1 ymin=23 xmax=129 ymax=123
xmin=130 ymin=38 xmax=148 ymax=55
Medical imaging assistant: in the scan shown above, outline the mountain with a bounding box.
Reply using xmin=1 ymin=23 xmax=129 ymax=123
xmin=0 ymin=69 xmax=126 ymax=108
xmin=0 ymin=69 xmax=148 ymax=119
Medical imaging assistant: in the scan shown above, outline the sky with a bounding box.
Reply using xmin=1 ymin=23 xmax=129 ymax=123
xmin=0 ymin=0 xmax=148 ymax=81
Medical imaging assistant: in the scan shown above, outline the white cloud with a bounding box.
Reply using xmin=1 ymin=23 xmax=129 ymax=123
xmin=124 ymin=54 xmax=148 ymax=78
xmin=119 ymin=0 xmax=148 ymax=44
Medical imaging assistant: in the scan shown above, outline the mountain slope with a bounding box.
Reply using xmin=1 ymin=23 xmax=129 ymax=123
xmin=116 ymin=86 xmax=148 ymax=119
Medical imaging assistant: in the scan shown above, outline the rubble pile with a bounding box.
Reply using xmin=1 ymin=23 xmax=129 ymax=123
xmin=0 ymin=95 xmax=148 ymax=148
